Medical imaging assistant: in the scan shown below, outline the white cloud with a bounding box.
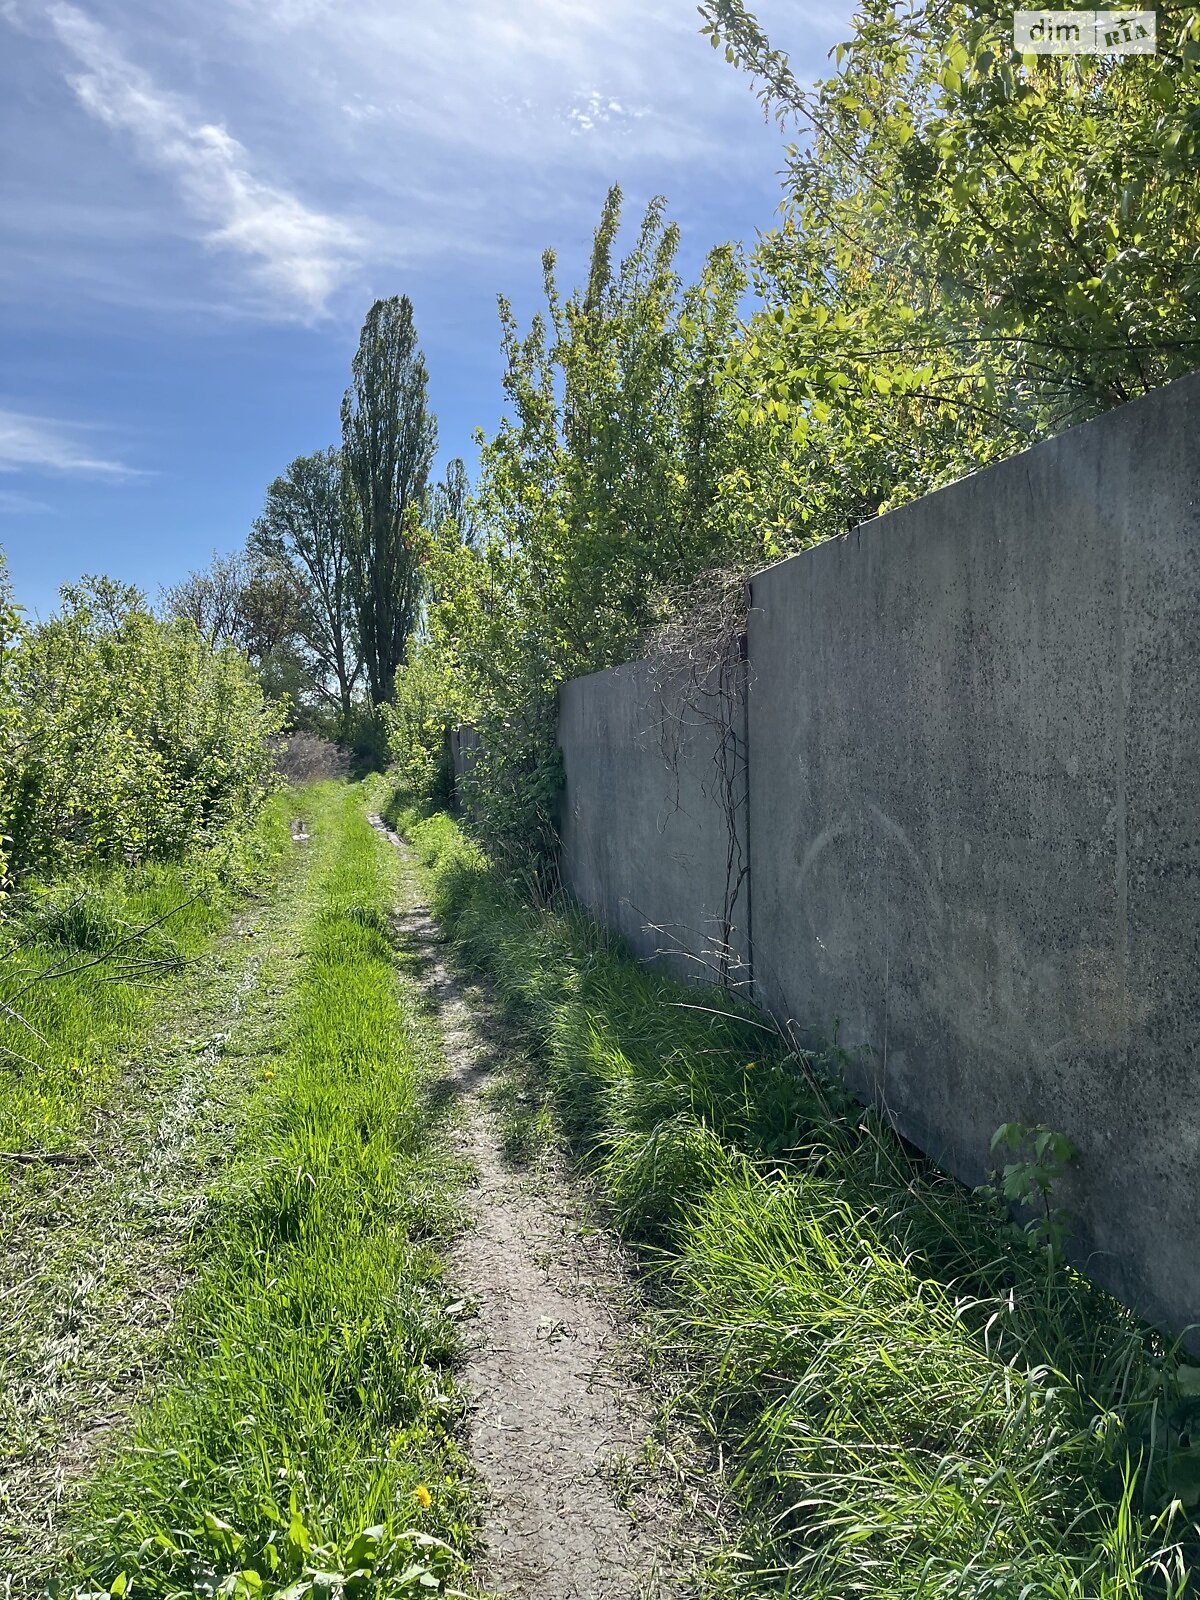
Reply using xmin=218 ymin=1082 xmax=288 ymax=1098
xmin=39 ymin=2 xmax=365 ymax=317
xmin=0 ymin=408 xmax=141 ymax=479
xmin=565 ymin=91 xmax=649 ymax=136
xmin=1 ymin=0 xmax=850 ymax=332
xmin=203 ymin=0 xmax=784 ymax=194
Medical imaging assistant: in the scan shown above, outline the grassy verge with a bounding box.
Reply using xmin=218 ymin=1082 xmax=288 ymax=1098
xmin=43 ymin=785 xmax=472 ymax=1595
xmin=2 ymin=793 xmax=300 ymax=1580
xmin=0 ymin=801 xmax=292 ymax=1159
xmin=390 ymin=795 xmax=1199 ymax=1599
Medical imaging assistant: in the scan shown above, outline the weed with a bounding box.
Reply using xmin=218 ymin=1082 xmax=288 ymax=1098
xmin=984 ymin=1119 xmax=1078 ymax=1259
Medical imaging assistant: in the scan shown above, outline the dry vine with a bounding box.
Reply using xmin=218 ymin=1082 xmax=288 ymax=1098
xmin=641 ymin=566 xmax=754 ymax=991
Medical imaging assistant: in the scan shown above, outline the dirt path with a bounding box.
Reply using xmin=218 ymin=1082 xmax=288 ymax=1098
xmin=371 ymin=815 xmax=698 ymax=1600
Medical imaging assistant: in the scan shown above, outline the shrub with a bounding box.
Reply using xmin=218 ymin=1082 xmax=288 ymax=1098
xmin=269 ymin=731 xmax=352 ymax=784
xmin=2 ymin=576 xmax=284 ymax=885
xmin=384 ymin=649 xmax=459 ymax=804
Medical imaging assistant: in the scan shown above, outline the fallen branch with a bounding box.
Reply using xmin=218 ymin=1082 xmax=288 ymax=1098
xmin=3 ymin=891 xmax=203 ymax=1004
xmin=0 ymin=1148 xmax=91 ymax=1166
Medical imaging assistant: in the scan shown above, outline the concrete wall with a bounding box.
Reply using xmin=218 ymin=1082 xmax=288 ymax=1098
xmin=558 ymin=656 xmax=750 ymax=985
xmin=748 ymin=373 xmax=1200 ymax=1333
xmin=554 ymin=372 xmax=1200 ymax=1337
xmin=449 ymin=725 xmax=480 ymax=809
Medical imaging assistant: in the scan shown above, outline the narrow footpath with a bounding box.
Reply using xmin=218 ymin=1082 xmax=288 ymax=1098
xmin=369 ymin=814 xmax=700 ymax=1600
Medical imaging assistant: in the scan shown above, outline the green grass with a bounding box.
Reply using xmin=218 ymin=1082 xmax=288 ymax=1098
xmin=46 ymin=785 xmax=474 ymax=1596
xmin=0 ymin=797 xmax=292 ymax=1158
xmin=391 ymin=793 xmax=1200 ymax=1599
xmin=1 ymin=794 xmax=310 ymax=1584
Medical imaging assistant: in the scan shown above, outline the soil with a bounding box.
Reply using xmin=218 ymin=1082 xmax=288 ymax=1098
xmin=371 ymin=815 xmax=701 ymax=1600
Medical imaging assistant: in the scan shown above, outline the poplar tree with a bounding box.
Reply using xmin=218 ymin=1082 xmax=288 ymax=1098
xmin=341 ymin=296 xmax=437 ymax=704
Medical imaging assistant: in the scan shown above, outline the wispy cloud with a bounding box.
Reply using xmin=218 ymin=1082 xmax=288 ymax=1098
xmin=0 ymin=489 xmax=56 ymax=514
xmin=3 ymin=0 xmax=842 ymax=329
xmin=199 ymin=0 xmax=811 ymax=301
xmin=37 ymin=2 xmax=365 ymax=317
xmin=0 ymin=408 xmax=141 ymax=479
xmin=226 ymin=0 xmax=743 ymax=167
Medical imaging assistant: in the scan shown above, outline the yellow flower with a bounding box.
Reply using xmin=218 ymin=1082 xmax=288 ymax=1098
xmin=744 ymin=1061 xmax=757 ymax=1072
xmin=262 ymin=1070 xmax=275 ymax=1082
xmin=414 ymin=1484 xmax=432 ymax=1509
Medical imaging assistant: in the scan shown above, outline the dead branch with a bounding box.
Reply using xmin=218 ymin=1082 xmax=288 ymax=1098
xmin=0 ymin=1149 xmax=91 ymax=1166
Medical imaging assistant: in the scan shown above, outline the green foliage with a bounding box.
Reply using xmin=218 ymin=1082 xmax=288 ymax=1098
xmin=161 ymin=549 xmax=308 ymax=710
xmin=64 ymin=1515 xmax=464 ymax=1600
xmin=484 ymin=188 xmax=752 ymax=661
xmin=701 ymin=0 xmax=1200 ymax=530
xmin=413 ymin=190 xmax=756 ymax=873
xmin=397 ymin=798 xmax=1200 ymax=1598
xmin=0 ymin=550 xmax=20 ymax=909
xmin=342 ymin=297 xmax=438 ymax=706
xmin=60 ymin=787 xmax=472 ymax=1596
xmin=4 ymin=576 xmax=284 ymax=883
xmin=383 ymin=652 xmax=458 ymax=803
xmin=426 ymin=457 xmax=475 ymax=552
xmin=987 ymin=1119 xmax=1079 ymax=1258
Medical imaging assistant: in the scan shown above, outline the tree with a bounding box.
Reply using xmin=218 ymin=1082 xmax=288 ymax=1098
xmin=160 ymin=551 xmax=250 ymax=650
xmin=467 ymin=186 xmax=749 ymax=691
xmin=341 ymin=296 xmax=437 ymax=704
xmin=700 ymin=0 xmax=1200 ymax=449
xmin=238 ymin=566 xmax=305 ymax=665
xmin=249 ymin=448 xmax=362 ymax=722
xmin=162 ymin=549 xmax=310 ymax=722
xmin=405 ymin=189 xmax=752 ymax=870
xmin=428 ymin=457 xmax=476 ymax=550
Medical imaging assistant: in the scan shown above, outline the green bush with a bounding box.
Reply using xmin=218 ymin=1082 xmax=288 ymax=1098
xmin=2 ymin=576 xmax=284 ymax=884
xmin=384 ymin=650 xmax=458 ymax=802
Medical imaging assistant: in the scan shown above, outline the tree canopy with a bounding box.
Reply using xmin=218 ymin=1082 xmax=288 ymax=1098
xmin=701 ymin=0 xmax=1200 ymax=446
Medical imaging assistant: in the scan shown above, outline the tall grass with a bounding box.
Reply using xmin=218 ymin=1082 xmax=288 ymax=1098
xmin=59 ymin=786 xmax=473 ymax=1595
xmin=0 ymin=798 xmax=292 ymax=1158
xmin=393 ymin=796 xmax=1200 ymax=1598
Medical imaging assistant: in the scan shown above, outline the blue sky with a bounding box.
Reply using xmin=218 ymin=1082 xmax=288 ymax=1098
xmin=0 ymin=0 xmax=848 ymax=617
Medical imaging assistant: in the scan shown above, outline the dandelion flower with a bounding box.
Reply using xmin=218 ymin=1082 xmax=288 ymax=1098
xmin=744 ymin=1061 xmax=756 ymax=1072
xmin=414 ymin=1483 xmax=433 ymax=1509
